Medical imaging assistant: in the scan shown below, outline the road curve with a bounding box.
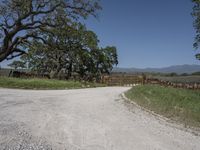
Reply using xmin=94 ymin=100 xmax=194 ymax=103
xmin=0 ymin=87 xmax=199 ymax=150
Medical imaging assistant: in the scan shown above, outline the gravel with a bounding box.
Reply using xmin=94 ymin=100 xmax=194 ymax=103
xmin=0 ymin=87 xmax=199 ymax=150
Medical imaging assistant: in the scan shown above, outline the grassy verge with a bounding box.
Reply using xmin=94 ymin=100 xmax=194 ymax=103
xmin=0 ymin=76 xmax=105 ymax=90
xmin=125 ymin=85 xmax=200 ymax=128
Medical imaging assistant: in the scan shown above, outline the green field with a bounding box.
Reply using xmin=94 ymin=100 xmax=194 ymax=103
xmin=0 ymin=76 xmax=105 ymax=90
xmin=125 ymin=85 xmax=200 ymax=128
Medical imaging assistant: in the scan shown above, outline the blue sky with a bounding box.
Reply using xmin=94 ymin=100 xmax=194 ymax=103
xmin=1 ymin=0 xmax=200 ymax=68
xmin=82 ymin=0 xmax=200 ymax=68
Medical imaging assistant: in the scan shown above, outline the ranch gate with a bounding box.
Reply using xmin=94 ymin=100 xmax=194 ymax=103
xmin=101 ymin=74 xmax=145 ymax=86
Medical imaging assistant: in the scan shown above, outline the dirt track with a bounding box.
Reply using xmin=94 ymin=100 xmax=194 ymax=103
xmin=0 ymin=87 xmax=199 ymax=150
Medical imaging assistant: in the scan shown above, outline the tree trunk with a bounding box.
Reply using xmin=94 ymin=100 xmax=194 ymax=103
xmin=67 ymin=62 xmax=73 ymax=79
xmin=0 ymin=47 xmax=12 ymax=62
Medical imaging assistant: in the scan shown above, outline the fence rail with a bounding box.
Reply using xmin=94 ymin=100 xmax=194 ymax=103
xmin=101 ymin=74 xmax=144 ymax=86
xmin=1 ymin=69 xmax=200 ymax=90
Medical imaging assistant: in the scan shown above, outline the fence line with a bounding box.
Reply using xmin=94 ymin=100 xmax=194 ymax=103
xmin=145 ymin=78 xmax=200 ymax=90
xmin=1 ymin=69 xmax=200 ymax=90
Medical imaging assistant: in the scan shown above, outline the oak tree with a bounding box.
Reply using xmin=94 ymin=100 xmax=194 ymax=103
xmin=0 ymin=0 xmax=101 ymax=62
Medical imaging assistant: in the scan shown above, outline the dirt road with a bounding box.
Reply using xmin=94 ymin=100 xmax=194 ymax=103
xmin=0 ymin=87 xmax=199 ymax=150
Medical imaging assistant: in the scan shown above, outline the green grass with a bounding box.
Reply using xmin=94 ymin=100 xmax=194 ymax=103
xmin=0 ymin=76 xmax=105 ymax=90
xmin=125 ymin=85 xmax=200 ymax=128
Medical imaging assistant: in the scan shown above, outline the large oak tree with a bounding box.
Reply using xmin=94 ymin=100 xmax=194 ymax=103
xmin=0 ymin=0 xmax=101 ymax=62
xmin=21 ymin=24 xmax=118 ymax=80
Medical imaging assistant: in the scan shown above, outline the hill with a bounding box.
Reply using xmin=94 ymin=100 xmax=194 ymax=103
xmin=113 ymin=64 xmax=200 ymax=74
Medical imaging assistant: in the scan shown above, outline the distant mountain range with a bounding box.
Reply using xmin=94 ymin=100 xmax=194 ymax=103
xmin=112 ymin=64 xmax=200 ymax=74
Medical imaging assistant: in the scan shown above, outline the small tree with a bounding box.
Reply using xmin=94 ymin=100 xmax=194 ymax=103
xmin=8 ymin=60 xmax=26 ymax=70
xmin=192 ymin=0 xmax=200 ymax=60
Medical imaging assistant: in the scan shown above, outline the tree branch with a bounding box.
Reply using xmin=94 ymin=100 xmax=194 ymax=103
xmin=6 ymin=48 xmax=26 ymax=60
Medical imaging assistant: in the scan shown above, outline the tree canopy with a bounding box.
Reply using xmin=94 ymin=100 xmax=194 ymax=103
xmin=0 ymin=0 xmax=118 ymax=80
xmin=0 ymin=0 xmax=101 ymax=62
xmin=20 ymin=24 xmax=118 ymax=80
xmin=192 ymin=0 xmax=200 ymax=60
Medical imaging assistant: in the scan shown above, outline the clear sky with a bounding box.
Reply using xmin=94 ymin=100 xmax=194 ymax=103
xmin=83 ymin=0 xmax=200 ymax=68
xmin=1 ymin=0 xmax=200 ymax=68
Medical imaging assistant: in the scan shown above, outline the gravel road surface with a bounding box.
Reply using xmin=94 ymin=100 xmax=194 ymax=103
xmin=0 ymin=87 xmax=199 ymax=150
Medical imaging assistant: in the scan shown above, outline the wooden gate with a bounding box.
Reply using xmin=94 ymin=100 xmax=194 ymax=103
xmin=101 ymin=74 xmax=144 ymax=86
